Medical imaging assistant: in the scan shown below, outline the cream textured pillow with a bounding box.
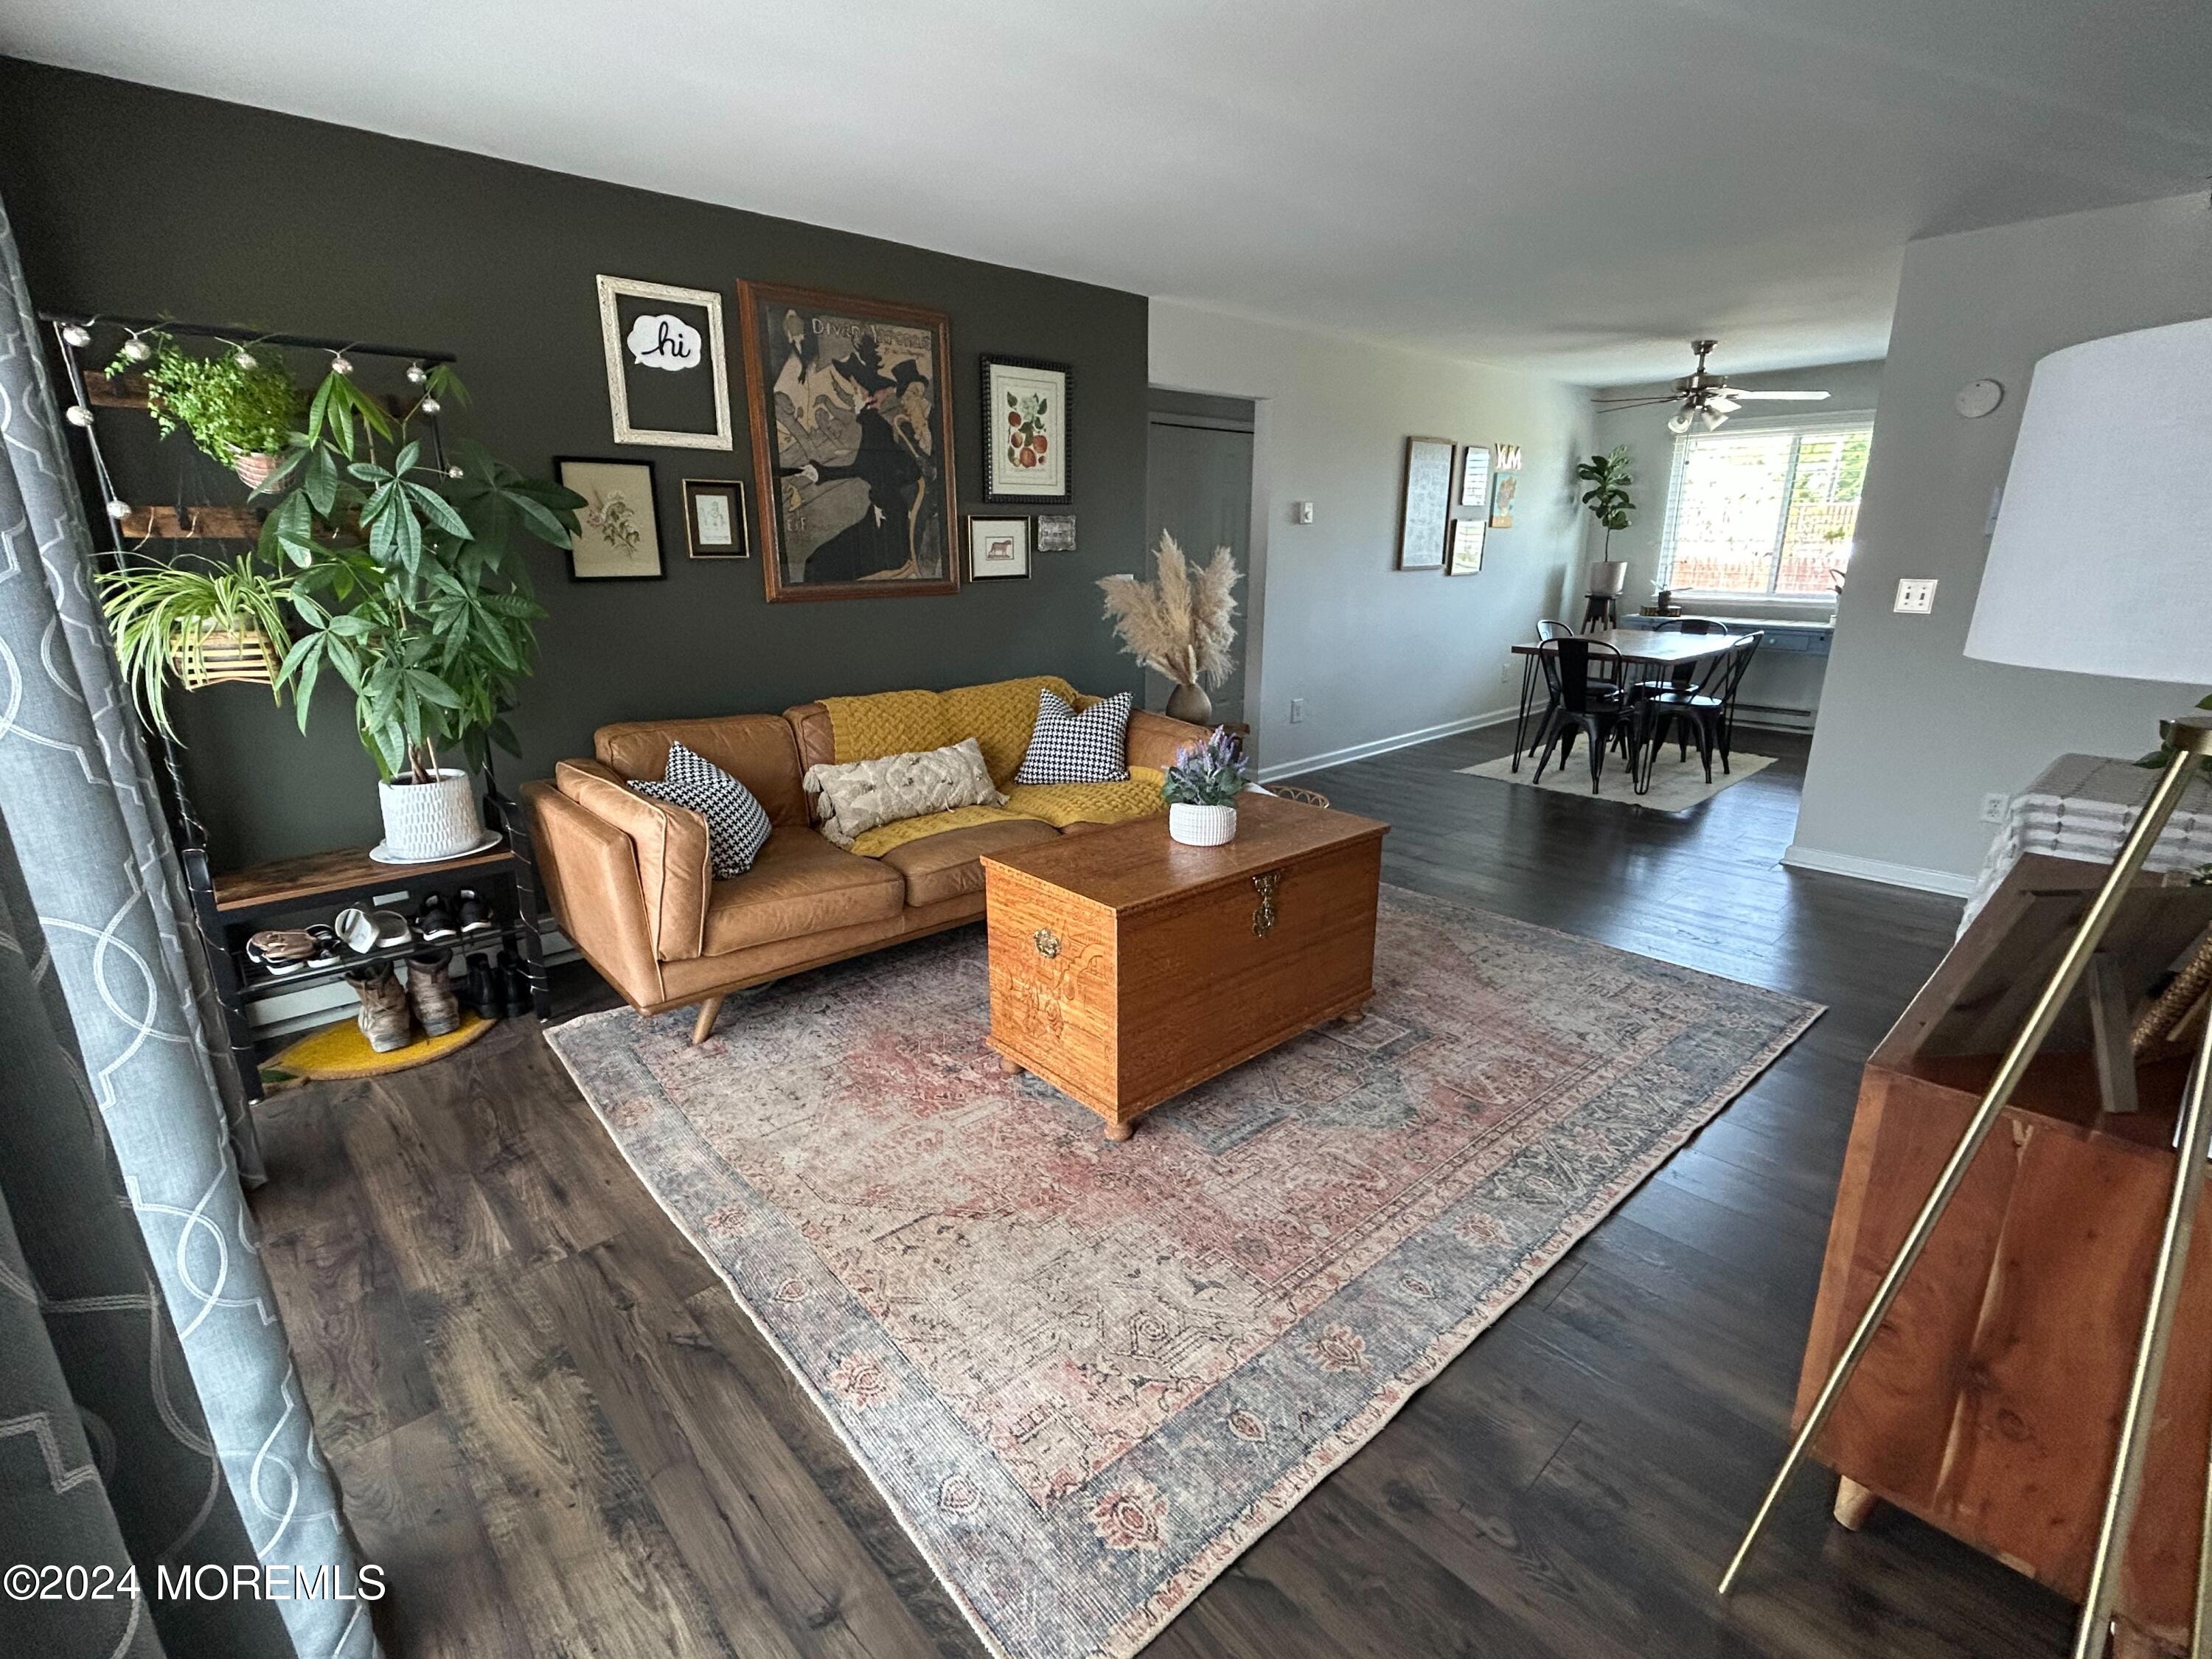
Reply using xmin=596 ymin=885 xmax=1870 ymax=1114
xmin=804 ymin=738 xmax=1006 ymax=849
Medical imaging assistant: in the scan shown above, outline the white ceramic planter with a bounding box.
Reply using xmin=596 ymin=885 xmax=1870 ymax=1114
xmin=378 ymin=768 xmax=483 ymax=860
xmin=1169 ymin=801 xmax=1238 ymax=846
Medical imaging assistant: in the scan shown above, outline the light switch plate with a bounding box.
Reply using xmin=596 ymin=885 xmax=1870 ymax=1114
xmin=1291 ymin=501 xmax=1315 ymax=525
xmin=1895 ymin=578 xmax=1938 ymax=614
xmin=1289 ymin=698 xmax=1306 ymax=724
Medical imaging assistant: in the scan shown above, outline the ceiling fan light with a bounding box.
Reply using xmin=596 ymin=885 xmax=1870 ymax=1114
xmin=1700 ymin=408 xmax=1727 ymax=431
xmin=1668 ymin=410 xmax=1694 ymax=434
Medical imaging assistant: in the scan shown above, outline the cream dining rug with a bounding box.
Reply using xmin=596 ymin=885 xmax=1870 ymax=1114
xmin=545 ymin=888 xmax=1818 ymax=1659
xmin=1461 ymin=744 xmax=1775 ymax=809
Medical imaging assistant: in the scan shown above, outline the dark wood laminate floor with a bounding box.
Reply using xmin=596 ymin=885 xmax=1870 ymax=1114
xmin=249 ymin=723 xmax=2076 ymax=1658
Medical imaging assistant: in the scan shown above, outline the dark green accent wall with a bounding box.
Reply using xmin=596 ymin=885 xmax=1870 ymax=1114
xmin=0 ymin=60 xmax=1149 ymax=866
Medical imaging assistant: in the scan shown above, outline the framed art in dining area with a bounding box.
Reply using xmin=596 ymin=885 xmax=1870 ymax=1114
xmin=981 ymin=355 xmax=1071 ymax=504
xmin=594 ymin=275 xmax=733 ymax=450
xmin=1447 ymin=517 xmax=1486 ymax=575
xmin=966 ymin=516 xmax=1032 ymax=580
xmin=1458 ymin=443 xmax=1492 ymax=510
xmin=556 ymin=457 xmax=665 ymax=581
xmin=1489 ymin=472 xmax=1519 ymax=529
xmin=1397 ymin=436 xmax=1454 ymax=569
xmin=736 ymin=279 xmax=959 ymax=602
xmin=682 ymin=479 xmax=748 ymax=558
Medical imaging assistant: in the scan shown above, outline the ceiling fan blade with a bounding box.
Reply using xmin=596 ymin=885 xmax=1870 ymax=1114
xmin=1593 ymin=396 xmax=1682 ymax=410
xmin=1727 ymin=390 xmax=1830 ymax=401
xmin=1707 ymin=395 xmax=1741 ymax=414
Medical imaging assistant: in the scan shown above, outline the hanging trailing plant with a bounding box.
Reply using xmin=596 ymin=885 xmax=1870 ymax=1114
xmin=1575 ymin=445 xmax=1636 ymax=558
xmin=97 ymin=552 xmax=295 ymax=740
xmin=118 ymin=331 xmax=304 ymax=488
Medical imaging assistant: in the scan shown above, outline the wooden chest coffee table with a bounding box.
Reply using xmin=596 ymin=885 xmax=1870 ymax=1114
xmin=978 ymin=792 xmax=1387 ymax=1140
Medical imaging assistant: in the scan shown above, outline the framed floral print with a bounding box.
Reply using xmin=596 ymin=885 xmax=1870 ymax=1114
xmin=557 ymin=458 xmax=664 ymax=581
xmin=967 ymin=516 xmax=1032 ymax=580
xmin=981 ymin=355 xmax=1071 ymax=504
xmin=595 ymin=276 xmax=733 ymax=450
xmin=682 ymin=479 xmax=748 ymax=559
xmin=737 ymin=279 xmax=959 ymax=602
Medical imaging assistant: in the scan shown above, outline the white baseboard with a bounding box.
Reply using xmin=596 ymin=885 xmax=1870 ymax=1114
xmin=1260 ymin=706 xmax=1520 ymax=782
xmin=248 ymin=927 xmax=578 ymax=1039
xmin=1781 ymin=844 xmax=1975 ymax=899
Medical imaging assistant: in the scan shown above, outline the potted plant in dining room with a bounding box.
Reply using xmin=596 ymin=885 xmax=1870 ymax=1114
xmin=98 ymin=353 xmax=581 ymax=863
xmin=1098 ymin=529 xmax=1239 ymax=725
xmin=119 ymin=330 xmax=305 ymax=491
xmin=1161 ymin=726 xmax=1251 ymax=846
xmin=1575 ymin=444 xmax=1635 ymax=598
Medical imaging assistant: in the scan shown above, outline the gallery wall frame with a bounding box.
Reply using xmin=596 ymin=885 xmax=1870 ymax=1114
xmin=557 ymin=456 xmax=667 ymax=582
xmin=682 ymin=479 xmax=748 ymax=559
xmin=737 ymin=278 xmax=961 ymax=603
xmin=595 ymin=275 xmax=733 ymax=450
xmin=980 ymin=354 xmax=1072 ymax=504
xmin=1397 ymin=436 xmax=1454 ymax=569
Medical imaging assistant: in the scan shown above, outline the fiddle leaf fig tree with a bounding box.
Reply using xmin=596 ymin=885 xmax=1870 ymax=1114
xmin=1574 ymin=445 xmax=1636 ymax=558
xmin=264 ymin=365 xmax=582 ymax=782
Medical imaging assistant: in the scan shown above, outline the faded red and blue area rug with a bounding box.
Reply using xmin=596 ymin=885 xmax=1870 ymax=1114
xmin=546 ymin=888 xmax=1818 ymax=1659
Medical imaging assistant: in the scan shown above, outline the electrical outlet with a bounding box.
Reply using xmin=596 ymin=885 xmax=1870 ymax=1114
xmin=1894 ymin=577 xmax=1938 ymax=614
xmin=1980 ymin=792 xmax=2010 ymax=824
xmin=1289 ymin=698 xmax=1306 ymax=725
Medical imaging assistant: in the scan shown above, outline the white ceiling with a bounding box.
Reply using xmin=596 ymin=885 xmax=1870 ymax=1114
xmin=6 ymin=0 xmax=2208 ymax=385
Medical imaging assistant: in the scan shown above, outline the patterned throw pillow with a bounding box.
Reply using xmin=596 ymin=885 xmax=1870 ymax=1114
xmin=630 ymin=740 xmax=773 ymax=878
xmin=1015 ymin=689 xmax=1132 ymax=785
xmin=804 ymin=737 xmax=1006 ymax=849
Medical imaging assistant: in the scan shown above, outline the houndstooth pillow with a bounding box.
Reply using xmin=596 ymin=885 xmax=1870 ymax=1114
xmin=1015 ymin=688 xmax=1132 ymax=785
xmin=630 ymin=740 xmax=772 ymax=878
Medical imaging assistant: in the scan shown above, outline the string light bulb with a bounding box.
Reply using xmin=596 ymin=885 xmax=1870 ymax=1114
xmin=418 ymin=396 xmax=442 ymax=416
xmin=60 ymin=322 xmax=93 ymax=349
xmin=63 ymin=405 xmax=94 ymax=428
xmin=118 ymin=333 xmax=153 ymax=364
xmin=234 ymin=348 xmax=259 ymax=371
xmin=330 ymin=352 xmax=355 ymax=377
xmin=447 ymin=465 xmax=465 ymax=479
xmin=405 ymin=361 xmax=427 ymax=385
xmin=104 ymin=498 xmax=131 ymax=521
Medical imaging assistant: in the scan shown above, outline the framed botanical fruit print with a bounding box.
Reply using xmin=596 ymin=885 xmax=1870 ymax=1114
xmin=737 ymin=279 xmax=959 ymax=602
xmin=981 ymin=355 xmax=1071 ymax=504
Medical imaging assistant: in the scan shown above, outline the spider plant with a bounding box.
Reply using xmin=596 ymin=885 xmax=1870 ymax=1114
xmin=97 ymin=553 xmax=295 ymax=740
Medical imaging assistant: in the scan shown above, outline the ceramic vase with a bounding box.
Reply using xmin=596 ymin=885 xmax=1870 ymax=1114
xmin=1169 ymin=801 xmax=1237 ymax=846
xmin=378 ymin=768 xmax=483 ymax=861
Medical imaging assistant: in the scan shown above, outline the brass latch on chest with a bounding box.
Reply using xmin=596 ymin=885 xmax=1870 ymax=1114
xmin=1251 ymin=871 xmax=1280 ymax=936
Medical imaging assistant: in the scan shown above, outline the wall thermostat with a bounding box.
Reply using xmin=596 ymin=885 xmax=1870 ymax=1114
xmin=1955 ymin=379 xmax=2004 ymax=419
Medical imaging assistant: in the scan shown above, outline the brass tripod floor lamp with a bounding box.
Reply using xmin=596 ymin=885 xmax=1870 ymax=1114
xmin=1719 ymin=310 xmax=2212 ymax=1658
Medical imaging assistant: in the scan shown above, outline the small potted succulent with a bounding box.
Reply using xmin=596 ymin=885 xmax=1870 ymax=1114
xmin=119 ymin=332 xmax=304 ymax=491
xmin=1161 ymin=726 xmax=1251 ymax=846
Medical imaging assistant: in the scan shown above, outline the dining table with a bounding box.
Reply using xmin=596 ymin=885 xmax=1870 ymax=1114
xmin=1506 ymin=627 xmax=1750 ymax=772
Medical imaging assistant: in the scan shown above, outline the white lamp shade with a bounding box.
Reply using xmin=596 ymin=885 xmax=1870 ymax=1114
xmin=1964 ymin=313 xmax=2212 ymax=685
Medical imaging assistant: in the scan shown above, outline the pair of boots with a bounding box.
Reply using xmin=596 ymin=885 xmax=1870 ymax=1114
xmin=347 ymin=953 xmax=464 ymax=1054
xmin=459 ymin=950 xmax=532 ymax=1020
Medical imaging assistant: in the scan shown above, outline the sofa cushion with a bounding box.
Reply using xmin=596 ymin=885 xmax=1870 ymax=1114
xmin=803 ymin=738 xmax=1006 ymax=849
xmin=594 ymin=714 xmax=809 ymax=827
xmin=1004 ymin=771 xmax=1166 ymax=829
xmin=630 ymin=741 xmax=773 ymax=877
xmin=847 ymin=804 xmax=1036 ymax=858
xmin=1015 ymin=687 xmax=1132 ymax=784
xmin=876 ymin=818 xmax=1062 ymax=908
xmin=700 ymin=827 xmax=905 ymax=957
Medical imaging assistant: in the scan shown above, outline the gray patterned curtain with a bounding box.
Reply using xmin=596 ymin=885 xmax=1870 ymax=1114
xmin=0 ymin=195 xmax=377 ymax=1657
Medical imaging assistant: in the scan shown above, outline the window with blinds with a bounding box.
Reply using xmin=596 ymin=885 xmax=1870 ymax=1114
xmin=1657 ymin=422 xmax=1872 ymax=599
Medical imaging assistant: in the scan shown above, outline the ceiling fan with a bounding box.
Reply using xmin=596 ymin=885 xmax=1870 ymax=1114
xmin=1597 ymin=339 xmax=1829 ymax=433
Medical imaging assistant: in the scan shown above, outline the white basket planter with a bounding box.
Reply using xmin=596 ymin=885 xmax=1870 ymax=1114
xmin=377 ymin=769 xmax=483 ymax=861
xmin=1168 ymin=801 xmax=1238 ymax=846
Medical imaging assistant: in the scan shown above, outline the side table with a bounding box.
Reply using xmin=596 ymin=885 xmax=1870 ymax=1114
xmin=184 ymin=788 xmax=552 ymax=1103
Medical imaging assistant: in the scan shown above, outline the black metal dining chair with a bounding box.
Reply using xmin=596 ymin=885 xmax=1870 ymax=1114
xmin=1632 ymin=630 xmax=1763 ymax=789
xmin=1529 ymin=638 xmax=1635 ymax=793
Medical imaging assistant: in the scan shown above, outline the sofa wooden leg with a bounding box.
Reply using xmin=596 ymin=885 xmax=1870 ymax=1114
xmin=1832 ymin=1476 xmax=1879 ymax=1531
xmin=692 ymin=995 xmax=725 ymax=1046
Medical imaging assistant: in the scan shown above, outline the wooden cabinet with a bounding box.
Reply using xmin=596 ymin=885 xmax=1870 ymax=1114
xmin=979 ymin=794 xmax=1386 ymax=1138
xmin=1801 ymin=855 xmax=2212 ymax=1651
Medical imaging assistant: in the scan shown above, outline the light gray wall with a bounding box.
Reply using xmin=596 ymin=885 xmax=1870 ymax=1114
xmin=1148 ymin=301 xmax=1591 ymax=776
xmin=1790 ymin=190 xmax=2212 ymax=891
xmin=1584 ymin=359 xmax=1882 ymax=728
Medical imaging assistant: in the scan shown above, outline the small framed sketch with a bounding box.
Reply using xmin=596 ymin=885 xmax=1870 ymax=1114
xmin=1458 ymin=445 xmax=1492 ymax=510
xmin=1397 ymin=436 xmax=1454 ymax=569
xmin=967 ymin=515 xmax=1032 ymax=580
xmin=1447 ymin=518 xmax=1486 ymax=575
xmin=595 ymin=276 xmax=732 ymax=450
xmin=682 ymin=479 xmax=748 ymax=559
xmin=557 ymin=458 xmax=664 ymax=581
xmin=1489 ymin=473 xmax=1519 ymax=529
xmin=1035 ymin=512 xmax=1077 ymax=553
xmin=981 ymin=355 xmax=1071 ymax=504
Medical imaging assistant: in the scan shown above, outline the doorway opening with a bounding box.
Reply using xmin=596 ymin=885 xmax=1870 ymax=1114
xmin=1145 ymin=389 xmax=1256 ymax=727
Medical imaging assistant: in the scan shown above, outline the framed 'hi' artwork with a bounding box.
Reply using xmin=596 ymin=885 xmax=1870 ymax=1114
xmin=736 ymin=279 xmax=959 ymax=603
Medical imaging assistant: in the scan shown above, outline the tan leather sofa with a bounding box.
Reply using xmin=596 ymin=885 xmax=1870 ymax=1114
xmin=521 ymin=676 xmax=1207 ymax=1042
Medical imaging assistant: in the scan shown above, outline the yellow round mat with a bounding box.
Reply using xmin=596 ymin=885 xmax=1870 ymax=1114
xmin=266 ymin=1009 xmax=495 ymax=1083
